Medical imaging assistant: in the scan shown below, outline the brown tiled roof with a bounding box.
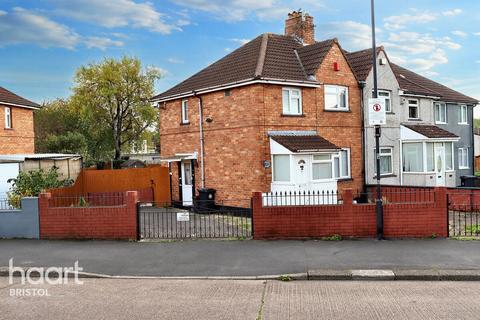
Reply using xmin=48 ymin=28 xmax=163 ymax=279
xmin=271 ymin=135 xmax=339 ymax=152
xmin=0 ymin=87 xmax=40 ymax=109
xmin=152 ymin=34 xmax=338 ymax=101
xmin=391 ymin=63 xmax=478 ymax=104
xmin=345 ymin=47 xmax=383 ymax=81
xmin=403 ymin=124 xmax=458 ymax=139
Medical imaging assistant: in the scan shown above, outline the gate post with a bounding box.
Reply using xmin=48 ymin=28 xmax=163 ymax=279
xmin=136 ymin=201 xmax=141 ymax=241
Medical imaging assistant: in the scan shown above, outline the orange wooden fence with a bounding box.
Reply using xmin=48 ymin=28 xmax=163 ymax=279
xmin=48 ymin=165 xmax=171 ymax=204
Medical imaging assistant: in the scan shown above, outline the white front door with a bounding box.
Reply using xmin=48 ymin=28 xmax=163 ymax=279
xmin=181 ymin=160 xmax=193 ymax=206
xmin=435 ymin=143 xmax=446 ymax=186
xmin=293 ymin=155 xmax=310 ymax=191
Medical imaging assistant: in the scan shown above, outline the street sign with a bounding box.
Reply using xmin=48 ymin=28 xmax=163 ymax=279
xmin=368 ymin=98 xmax=386 ymax=126
xmin=177 ymin=212 xmax=190 ymax=222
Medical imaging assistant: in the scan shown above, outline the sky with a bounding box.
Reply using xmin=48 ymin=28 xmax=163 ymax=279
xmin=0 ymin=0 xmax=479 ymax=116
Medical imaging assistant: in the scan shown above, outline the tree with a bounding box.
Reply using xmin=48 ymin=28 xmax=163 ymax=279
xmin=72 ymin=57 xmax=160 ymax=159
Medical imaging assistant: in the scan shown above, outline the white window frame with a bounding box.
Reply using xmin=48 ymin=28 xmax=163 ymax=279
xmin=333 ymin=148 xmax=351 ymax=179
xmin=181 ymin=99 xmax=189 ymax=124
xmin=458 ymin=105 xmax=468 ymax=125
xmin=434 ymin=102 xmax=447 ymax=124
xmin=324 ymin=85 xmax=349 ymax=111
xmin=4 ymin=107 xmax=11 ymax=129
xmin=282 ymin=87 xmax=302 ymax=115
xmin=408 ymin=99 xmax=419 ymax=120
xmin=445 ymin=142 xmax=454 ymax=172
xmin=312 ymin=154 xmax=334 ymax=181
xmin=458 ymin=147 xmax=469 ymax=169
xmin=376 ymin=90 xmax=392 ymax=113
xmin=374 ymin=147 xmax=393 ymax=176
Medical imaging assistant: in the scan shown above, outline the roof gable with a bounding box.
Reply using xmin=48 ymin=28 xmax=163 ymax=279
xmin=0 ymin=87 xmax=40 ymax=109
xmin=345 ymin=47 xmax=384 ymax=81
xmin=296 ymin=39 xmax=335 ymax=76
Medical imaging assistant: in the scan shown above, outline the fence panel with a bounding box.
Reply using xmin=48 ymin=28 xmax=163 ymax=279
xmin=262 ymin=190 xmax=340 ymax=207
xmin=448 ymin=191 xmax=480 ymax=238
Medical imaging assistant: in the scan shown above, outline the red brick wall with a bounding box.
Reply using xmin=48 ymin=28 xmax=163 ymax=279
xmin=252 ymin=188 xmax=448 ymax=239
xmin=159 ymin=43 xmax=363 ymax=204
xmin=39 ymin=191 xmax=138 ymax=240
xmin=0 ymin=104 xmax=35 ymax=153
xmin=447 ymin=188 xmax=480 ymax=211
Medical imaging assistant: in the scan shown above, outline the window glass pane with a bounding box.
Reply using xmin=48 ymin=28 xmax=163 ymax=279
xmin=313 ymin=162 xmax=332 ymax=180
xmin=379 ymin=155 xmax=392 ymax=174
xmin=445 ymin=142 xmax=453 ymax=170
xmin=340 ymin=150 xmax=348 ymax=177
xmin=426 ymin=143 xmax=434 ymax=172
xmin=339 ymin=88 xmax=347 ymax=109
xmin=333 ymin=157 xmax=339 ymax=178
xmin=282 ymin=90 xmax=290 ymax=113
xmin=409 ymin=106 xmax=418 ymax=119
xmin=325 ymin=92 xmax=337 ymax=109
xmin=291 ymin=96 xmax=300 ymax=114
xmin=408 ymin=100 xmax=418 ymax=105
xmin=313 ymin=154 xmax=330 ymax=161
xmin=403 ymin=143 xmax=423 ymax=172
xmin=273 ymin=155 xmax=290 ymax=181
xmin=325 ymin=86 xmax=337 ymax=94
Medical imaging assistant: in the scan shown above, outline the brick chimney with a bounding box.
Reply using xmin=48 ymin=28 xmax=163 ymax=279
xmin=285 ymin=11 xmax=315 ymax=45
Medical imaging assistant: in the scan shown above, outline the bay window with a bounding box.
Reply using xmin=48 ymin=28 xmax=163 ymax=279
xmin=325 ymin=85 xmax=349 ymax=111
xmin=273 ymin=155 xmax=290 ymax=182
xmin=282 ymin=88 xmax=302 ymax=115
xmin=402 ymin=143 xmax=423 ymax=172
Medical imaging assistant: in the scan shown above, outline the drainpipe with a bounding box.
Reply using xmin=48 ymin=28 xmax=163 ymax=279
xmin=359 ymin=80 xmax=367 ymax=194
xmin=193 ymin=91 xmax=206 ymax=189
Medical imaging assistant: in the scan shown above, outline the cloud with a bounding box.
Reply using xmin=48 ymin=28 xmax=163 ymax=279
xmin=0 ymin=7 xmax=80 ymax=49
xmin=52 ymin=0 xmax=182 ymax=34
xmin=474 ymin=32 xmax=480 ymax=36
xmin=146 ymin=66 xmax=169 ymax=77
xmin=452 ymin=30 xmax=468 ymax=38
xmin=170 ymin=0 xmax=324 ymax=22
xmin=384 ymin=11 xmax=438 ymax=31
xmin=317 ymin=21 xmax=375 ymax=51
xmin=84 ymin=36 xmax=124 ymax=50
xmin=0 ymin=7 xmax=124 ymax=50
xmin=442 ymin=9 xmax=462 ymax=16
xmin=167 ymin=57 xmax=184 ymax=64
xmin=229 ymin=38 xmax=250 ymax=45
xmin=476 ymin=60 xmax=480 ymax=64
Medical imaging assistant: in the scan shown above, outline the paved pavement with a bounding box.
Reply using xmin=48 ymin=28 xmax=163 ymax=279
xmin=1 ymin=278 xmax=480 ymax=320
xmin=1 ymin=239 xmax=480 ymax=277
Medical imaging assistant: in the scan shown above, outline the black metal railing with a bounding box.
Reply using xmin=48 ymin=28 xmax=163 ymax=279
xmin=356 ymin=188 xmax=435 ymax=204
xmin=0 ymin=198 xmax=18 ymax=210
xmin=262 ymin=190 xmax=341 ymax=207
xmin=449 ymin=204 xmax=480 ymax=238
xmin=138 ymin=201 xmax=252 ymax=239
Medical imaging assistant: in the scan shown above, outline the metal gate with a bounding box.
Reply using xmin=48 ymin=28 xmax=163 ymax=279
xmin=448 ymin=191 xmax=480 ymax=238
xmin=137 ymin=201 xmax=252 ymax=240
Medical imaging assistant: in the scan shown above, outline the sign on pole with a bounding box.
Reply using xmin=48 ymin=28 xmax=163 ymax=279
xmin=368 ymin=98 xmax=386 ymax=126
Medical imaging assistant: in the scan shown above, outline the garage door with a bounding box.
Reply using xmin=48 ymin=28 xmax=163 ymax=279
xmin=0 ymin=163 xmax=20 ymax=196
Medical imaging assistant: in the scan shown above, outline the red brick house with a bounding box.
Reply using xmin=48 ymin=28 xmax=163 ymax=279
xmin=0 ymin=86 xmax=39 ymax=154
xmin=152 ymin=12 xmax=363 ymax=207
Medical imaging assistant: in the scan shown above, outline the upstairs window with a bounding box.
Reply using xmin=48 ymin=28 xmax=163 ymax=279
xmin=282 ymin=88 xmax=302 ymax=115
xmin=434 ymin=103 xmax=447 ymax=124
xmin=181 ymin=99 xmax=189 ymax=124
xmin=325 ymin=85 xmax=349 ymax=111
xmin=377 ymin=90 xmax=391 ymax=113
xmin=4 ymin=107 xmax=11 ymax=129
xmin=408 ymin=99 xmax=419 ymax=120
xmin=458 ymin=105 xmax=468 ymax=124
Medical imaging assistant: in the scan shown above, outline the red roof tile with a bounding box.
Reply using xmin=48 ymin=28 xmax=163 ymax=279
xmin=0 ymin=87 xmax=40 ymax=109
xmin=271 ymin=135 xmax=339 ymax=152
xmin=403 ymin=124 xmax=458 ymax=139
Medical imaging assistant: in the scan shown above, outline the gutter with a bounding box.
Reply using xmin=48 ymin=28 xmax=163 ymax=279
xmin=193 ymin=91 xmax=206 ymax=189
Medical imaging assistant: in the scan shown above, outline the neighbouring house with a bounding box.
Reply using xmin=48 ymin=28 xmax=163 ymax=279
xmin=152 ymin=11 xmax=363 ymax=206
xmin=0 ymin=86 xmax=39 ymax=154
xmin=475 ymin=128 xmax=480 ymax=172
xmin=346 ymin=47 xmax=478 ymax=187
xmin=0 ymin=154 xmax=82 ymax=195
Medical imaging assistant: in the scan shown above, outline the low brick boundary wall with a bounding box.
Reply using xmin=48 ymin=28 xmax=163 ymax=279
xmin=252 ymin=188 xmax=448 ymax=239
xmin=39 ymin=191 xmax=138 ymax=240
xmin=0 ymin=198 xmax=39 ymax=239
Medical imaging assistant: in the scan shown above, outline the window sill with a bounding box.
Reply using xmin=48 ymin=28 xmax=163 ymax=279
xmin=337 ymin=177 xmax=353 ymax=182
xmin=373 ymin=174 xmax=396 ymax=179
xmin=4 ymin=128 xmax=13 ymax=130
xmin=458 ymin=123 xmax=469 ymax=126
xmin=281 ymin=113 xmax=305 ymax=117
xmin=435 ymin=122 xmax=447 ymax=125
xmin=407 ymin=118 xmax=422 ymax=121
xmin=180 ymin=121 xmax=190 ymax=126
xmin=459 ymin=167 xmax=470 ymax=170
xmin=324 ymin=109 xmax=351 ymax=113
xmin=386 ymin=112 xmax=395 ymax=115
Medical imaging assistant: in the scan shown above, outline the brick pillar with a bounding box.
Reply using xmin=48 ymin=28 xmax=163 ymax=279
xmin=252 ymin=192 xmax=263 ymax=240
xmin=434 ymin=187 xmax=448 ymax=237
xmin=125 ymin=191 xmax=139 ymax=240
xmin=38 ymin=193 xmax=51 ymax=239
xmin=342 ymin=189 xmax=354 ymax=235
